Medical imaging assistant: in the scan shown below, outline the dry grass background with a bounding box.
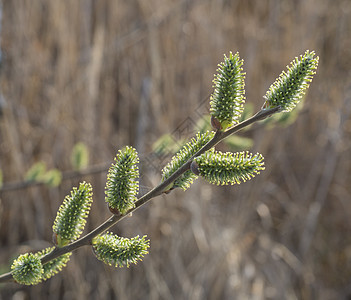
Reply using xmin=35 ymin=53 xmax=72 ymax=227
xmin=0 ymin=0 xmax=351 ymax=299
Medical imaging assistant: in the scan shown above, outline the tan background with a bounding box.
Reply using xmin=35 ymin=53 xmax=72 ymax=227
xmin=1 ymin=0 xmax=351 ymax=299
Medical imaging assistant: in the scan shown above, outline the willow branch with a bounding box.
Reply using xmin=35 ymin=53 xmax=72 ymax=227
xmin=0 ymin=107 xmax=279 ymax=283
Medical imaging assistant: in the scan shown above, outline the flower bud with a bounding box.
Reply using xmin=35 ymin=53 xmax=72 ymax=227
xmin=211 ymin=115 xmax=222 ymax=131
xmin=190 ymin=160 xmax=200 ymax=175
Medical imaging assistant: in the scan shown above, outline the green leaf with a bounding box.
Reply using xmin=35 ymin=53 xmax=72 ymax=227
xmin=239 ymin=102 xmax=254 ymax=123
xmin=161 ymin=131 xmax=215 ymax=191
xmin=105 ymin=146 xmax=139 ymax=215
xmin=0 ymin=169 xmax=3 ymax=188
xmin=42 ymin=169 xmax=62 ymax=187
xmin=193 ymin=151 xmax=265 ymax=185
xmin=194 ymin=115 xmax=212 ymax=133
xmin=92 ymin=232 xmax=150 ymax=268
xmin=210 ymin=52 xmax=245 ymax=130
xmin=152 ymin=134 xmax=185 ymax=157
xmin=71 ymin=142 xmax=89 ymax=171
xmin=25 ymin=162 xmax=46 ymax=182
xmin=224 ymin=135 xmax=253 ymax=151
xmin=263 ymin=103 xmax=301 ymax=129
xmin=53 ymin=181 xmax=93 ymax=247
xmin=263 ymin=50 xmax=319 ymax=112
xmin=11 ymin=253 xmax=43 ymax=285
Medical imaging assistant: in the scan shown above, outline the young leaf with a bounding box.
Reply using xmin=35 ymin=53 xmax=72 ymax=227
xmin=152 ymin=134 xmax=186 ymax=157
xmin=161 ymin=131 xmax=215 ymax=191
xmin=210 ymin=52 xmax=245 ymax=130
xmin=105 ymin=146 xmax=139 ymax=215
xmin=194 ymin=115 xmax=212 ymax=133
xmin=71 ymin=142 xmax=89 ymax=171
xmin=192 ymin=151 xmax=265 ymax=185
xmin=224 ymin=135 xmax=253 ymax=152
xmin=53 ymin=181 xmax=93 ymax=247
xmin=25 ymin=162 xmax=46 ymax=182
xmin=36 ymin=247 xmax=72 ymax=282
xmin=92 ymin=232 xmax=150 ymax=268
xmin=263 ymin=50 xmax=319 ymax=112
xmin=42 ymin=169 xmax=62 ymax=187
xmin=11 ymin=253 xmax=43 ymax=285
xmin=263 ymin=105 xmax=300 ymax=129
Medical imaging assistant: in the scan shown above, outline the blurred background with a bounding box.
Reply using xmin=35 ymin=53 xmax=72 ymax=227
xmin=0 ymin=0 xmax=351 ymax=299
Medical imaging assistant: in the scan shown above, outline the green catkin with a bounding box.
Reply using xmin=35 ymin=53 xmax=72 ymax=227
xmin=263 ymin=50 xmax=319 ymax=112
xmin=210 ymin=52 xmax=245 ymax=130
xmin=92 ymin=232 xmax=150 ymax=268
xmin=36 ymin=247 xmax=72 ymax=282
xmin=105 ymin=146 xmax=139 ymax=215
xmin=53 ymin=181 xmax=93 ymax=247
xmin=193 ymin=151 xmax=265 ymax=185
xmin=11 ymin=253 xmax=43 ymax=285
xmin=161 ymin=131 xmax=215 ymax=190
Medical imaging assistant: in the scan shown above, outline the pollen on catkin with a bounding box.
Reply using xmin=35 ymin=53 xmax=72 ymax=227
xmin=92 ymin=232 xmax=150 ymax=268
xmin=53 ymin=181 xmax=93 ymax=247
xmin=11 ymin=253 xmax=44 ymax=285
xmin=210 ymin=52 xmax=246 ymax=130
xmin=105 ymin=146 xmax=139 ymax=215
xmin=263 ymin=50 xmax=319 ymax=112
xmin=36 ymin=247 xmax=72 ymax=282
xmin=193 ymin=151 xmax=265 ymax=185
xmin=161 ymin=131 xmax=215 ymax=190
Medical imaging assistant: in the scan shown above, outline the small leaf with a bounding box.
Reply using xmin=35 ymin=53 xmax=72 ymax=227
xmin=105 ymin=146 xmax=139 ymax=215
xmin=239 ymin=103 xmax=254 ymax=123
xmin=161 ymin=131 xmax=215 ymax=191
xmin=11 ymin=253 xmax=43 ymax=285
xmin=25 ymin=162 xmax=46 ymax=182
xmin=53 ymin=181 xmax=93 ymax=247
xmin=210 ymin=52 xmax=245 ymax=130
xmin=263 ymin=104 xmax=301 ymax=129
xmin=43 ymin=169 xmax=62 ymax=187
xmin=0 ymin=169 xmax=3 ymax=188
xmin=194 ymin=115 xmax=212 ymax=133
xmin=193 ymin=151 xmax=265 ymax=185
xmin=92 ymin=232 xmax=150 ymax=268
xmin=71 ymin=142 xmax=89 ymax=171
xmin=152 ymin=134 xmax=185 ymax=157
xmin=263 ymin=50 xmax=319 ymax=112
xmin=224 ymin=135 xmax=253 ymax=152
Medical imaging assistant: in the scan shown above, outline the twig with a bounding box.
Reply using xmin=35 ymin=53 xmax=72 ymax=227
xmin=0 ymin=107 xmax=279 ymax=283
xmin=0 ymin=163 xmax=112 ymax=193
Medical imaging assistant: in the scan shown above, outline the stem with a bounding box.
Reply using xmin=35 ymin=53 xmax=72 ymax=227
xmin=0 ymin=107 xmax=279 ymax=283
xmin=0 ymin=163 xmax=111 ymax=193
